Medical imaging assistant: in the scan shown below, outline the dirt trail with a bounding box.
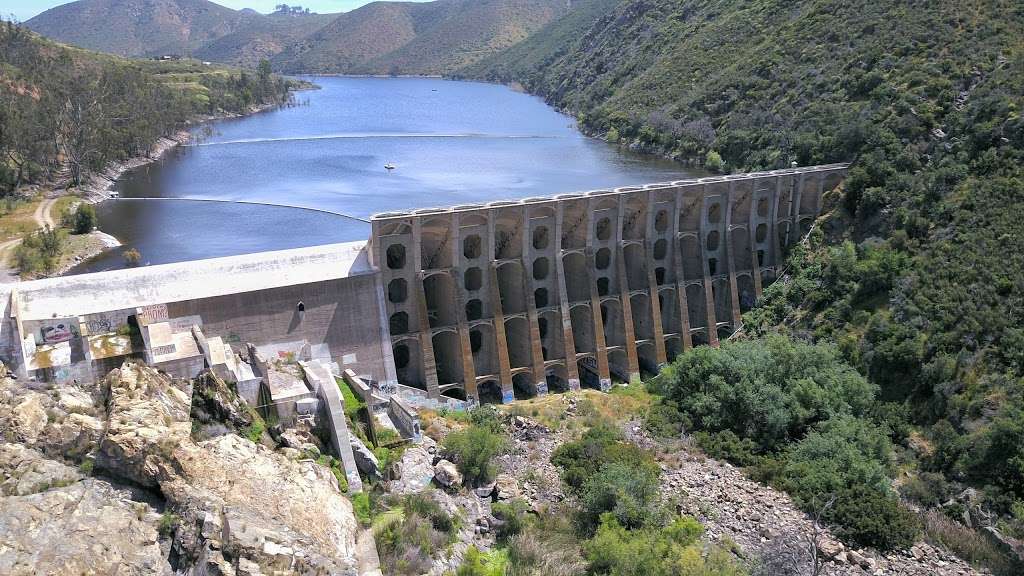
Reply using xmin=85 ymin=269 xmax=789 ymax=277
xmin=0 ymin=196 xmax=60 ymax=281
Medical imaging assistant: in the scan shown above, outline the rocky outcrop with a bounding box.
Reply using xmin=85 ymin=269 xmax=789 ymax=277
xmin=350 ymin=434 xmax=381 ymax=478
xmin=0 ymin=447 xmax=171 ymax=575
xmin=97 ymin=364 xmax=192 ymax=487
xmin=0 ymin=362 xmax=362 ymax=576
xmin=433 ymin=459 xmax=462 ymax=488
xmin=190 ymin=370 xmax=253 ymax=434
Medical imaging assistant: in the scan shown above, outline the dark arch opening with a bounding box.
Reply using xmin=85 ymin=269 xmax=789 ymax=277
xmin=388 ymin=278 xmax=408 ymax=303
xmin=470 ymin=329 xmax=483 ymax=354
xmin=708 ymin=203 xmax=721 ymax=224
xmin=463 ymin=234 xmax=482 ymax=259
xmin=653 ymin=238 xmax=668 ymax=260
xmin=532 ymin=226 xmax=549 ymax=250
xmin=595 ymin=217 xmax=612 ymax=241
xmin=706 ymin=230 xmax=720 ymax=251
xmin=465 ymin=299 xmax=483 ymax=322
xmin=595 ymin=247 xmax=611 ymax=270
xmin=532 ymin=257 xmax=550 ymax=280
xmin=464 ymin=267 xmax=482 ymax=291
xmin=478 ymin=380 xmax=503 ymax=405
xmin=534 ymin=287 xmax=549 ymax=308
xmin=389 ymin=311 xmax=409 ymax=334
xmin=393 ymin=343 xmax=410 ymax=369
xmin=386 ymin=244 xmax=406 ymax=270
xmin=597 ymin=277 xmax=610 ymax=297
xmin=655 ymin=210 xmax=668 ymax=232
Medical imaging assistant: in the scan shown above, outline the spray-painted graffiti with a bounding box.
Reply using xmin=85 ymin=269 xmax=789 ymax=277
xmin=137 ymin=304 xmax=169 ymax=325
xmin=39 ymin=320 xmax=77 ymax=344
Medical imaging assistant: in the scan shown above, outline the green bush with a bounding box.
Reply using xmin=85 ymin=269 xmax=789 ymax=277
xmin=73 ymin=203 xmax=96 ymax=234
xmin=442 ymin=422 xmax=508 ymax=486
xmin=695 ymin=430 xmax=761 ymax=467
xmin=827 ymin=484 xmax=920 ymax=551
xmin=457 ymin=547 xmax=509 ymax=576
xmin=374 ymin=493 xmax=460 ymax=576
xmin=351 ymin=492 xmax=371 ymax=525
xmin=551 ymin=423 xmax=656 ymax=493
xmin=578 ymin=462 xmax=662 ymax=533
xmin=492 ymin=499 xmax=530 ymax=543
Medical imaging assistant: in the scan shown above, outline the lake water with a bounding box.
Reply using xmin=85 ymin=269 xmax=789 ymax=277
xmin=74 ymin=77 xmax=695 ymax=272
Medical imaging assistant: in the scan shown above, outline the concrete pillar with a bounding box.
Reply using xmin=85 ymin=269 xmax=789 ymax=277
xmin=487 ymin=211 xmax=514 ymax=403
xmin=614 ymin=195 xmax=641 ymax=383
xmin=586 ymin=200 xmax=612 ymax=390
xmin=554 ymin=203 xmax=581 ymax=390
xmin=644 ymin=191 xmax=668 ymax=366
xmin=725 ymin=181 xmax=743 ymax=329
xmin=522 ymin=207 xmax=548 ymax=396
xmin=411 ymin=218 xmax=440 ymax=397
xmin=670 ymin=190 xmax=694 ymax=351
xmin=450 ymin=214 xmax=479 ymax=404
xmin=698 ymin=186 xmax=720 ymax=347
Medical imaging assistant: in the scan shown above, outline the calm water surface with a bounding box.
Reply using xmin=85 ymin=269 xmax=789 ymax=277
xmin=75 ymin=77 xmax=695 ymax=272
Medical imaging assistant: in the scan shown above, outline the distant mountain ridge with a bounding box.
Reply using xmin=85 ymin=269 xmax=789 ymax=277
xmin=25 ymin=0 xmax=572 ymax=73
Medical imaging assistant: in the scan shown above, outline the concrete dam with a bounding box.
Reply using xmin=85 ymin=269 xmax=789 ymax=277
xmin=1 ymin=163 xmax=847 ymax=408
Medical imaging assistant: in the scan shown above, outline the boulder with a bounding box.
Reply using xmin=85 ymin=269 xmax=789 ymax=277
xmin=433 ymin=459 xmax=462 ymax=488
xmin=494 ymin=473 xmax=520 ymax=500
xmin=10 ymin=392 xmax=47 ymax=444
xmin=350 ymin=434 xmax=381 ymax=477
xmin=0 ymin=444 xmax=82 ymax=496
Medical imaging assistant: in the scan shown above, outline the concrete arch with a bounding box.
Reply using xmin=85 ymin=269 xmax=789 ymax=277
xmin=394 ymin=340 xmax=425 ymax=391
xmin=654 ymin=209 xmax=669 ymax=233
xmin=658 ymin=289 xmax=679 ymax=335
xmin=622 ymin=198 xmax=647 ymax=241
xmin=387 ymin=278 xmax=408 ymax=303
xmin=595 ymin=247 xmax=611 ymax=270
xmin=711 ymin=278 xmax=732 ymax=324
xmin=513 ymin=372 xmax=537 ymax=401
xmin=390 ymin=311 xmax=410 ymax=335
xmin=665 ymin=335 xmax=683 ymax=362
xmin=464 ymin=266 xmax=483 ymax=291
xmin=505 ymin=316 xmax=532 ymax=369
xmin=539 ymin=309 xmax=564 ymax=360
xmin=477 ymin=379 xmax=503 ymax=405
xmin=733 ymin=179 xmax=753 ymax=221
xmin=624 ymin=243 xmax=647 ymax=290
xmin=678 ymin=195 xmax=701 ymax=231
xmin=577 ymin=357 xmax=601 ymax=390
xmin=738 ymin=275 xmax=757 ymax=313
xmin=386 ymin=243 xmax=407 ymax=270
xmin=497 ymin=261 xmax=526 ymax=314
xmin=690 ymin=328 xmax=709 ymax=348
xmin=465 ymin=298 xmax=483 ymax=322
xmin=532 ymin=257 xmax=550 ymax=280
xmin=560 ymin=202 xmax=588 ymax=249
xmin=595 ymin=216 xmax=612 ymax=241
xmin=600 ymin=299 xmax=624 ymax=348
xmin=563 ymin=252 xmax=589 ymax=302
xmin=432 ymin=331 xmax=462 ymax=386
xmin=463 ymin=234 xmax=482 ymax=259
xmin=424 ymin=273 xmax=458 ymax=328
xmin=680 ymin=235 xmax=702 ymax=279
xmin=630 ymin=292 xmax=654 ymax=341
xmin=653 ymin=238 xmax=668 ymax=260
xmin=495 ymin=212 xmax=523 ymax=260
xmin=421 ymin=218 xmax=453 ymax=269
xmin=636 ymin=341 xmax=658 ymax=377
xmin=532 ymin=225 xmax=550 ymax=250
xmin=596 ymin=276 xmax=611 ymax=296
xmin=755 ymin=222 xmax=768 ymax=244
xmin=534 ymin=287 xmax=550 ymax=308
xmin=607 ymin=349 xmax=629 ymax=383
xmin=685 ymin=283 xmax=707 ymax=329
xmin=469 ymin=324 xmax=497 ymax=376
xmin=546 ymin=364 xmax=570 ymax=393
xmin=732 ymin=227 xmax=752 ymax=270
xmin=379 ymin=221 xmax=412 ymax=236
xmin=569 ymin=303 xmax=595 ymax=354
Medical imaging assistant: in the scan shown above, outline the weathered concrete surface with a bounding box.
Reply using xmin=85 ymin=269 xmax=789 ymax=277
xmin=302 ymin=359 xmax=363 ymax=492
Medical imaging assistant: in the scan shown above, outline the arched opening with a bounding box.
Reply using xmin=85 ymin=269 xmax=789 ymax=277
xmin=691 ymin=329 xmax=709 ymax=348
xmin=505 ymin=317 xmax=532 ymax=369
xmin=546 ymin=364 xmax=569 ymax=394
xmin=607 ymin=349 xmax=629 ymax=383
xmin=680 ymin=236 xmax=702 ymax=279
xmin=532 ymin=257 xmax=550 ymax=280
xmin=513 ymin=372 xmax=536 ymax=401
xmin=717 ymin=324 xmax=734 ymax=341
xmin=712 ymin=278 xmax=732 ymax=324
xmin=497 ymin=263 xmax=526 ymax=314
xmin=665 ymin=336 xmax=682 ymax=362
xmin=630 ymin=293 xmax=654 ymax=341
xmin=732 ymin=228 xmax=752 ymax=270
xmin=560 ymin=203 xmax=587 ymax=249
xmin=442 ymin=387 xmax=466 ymax=401
xmin=470 ymin=325 xmax=497 ymax=376
xmin=755 ymin=222 xmax=768 ymax=243
xmin=495 ymin=212 xmax=523 ymax=260
xmin=424 ymin=274 xmax=458 ymax=328
xmin=757 ymin=196 xmax=769 ymax=217
xmin=659 ymin=289 xmax=679 ymax=335
xmin=624 ymin=244 xmax=647 ymax=290
xmin=532 ymin=226 xmax=549 ymax=250
xmin=595 ymin=247 xmax=611 ymax=270
xmin=738 ymin=275 xmax=757 ymax=313
xmin=601 ymin=300 xmax=624 ymax=347
xmin=388 ymin=278 xmax=408 ymax=303
xmin=655 ymin=267 xmax=667 ymax=285
xmin=637 ymin=342 xmax=658 ymax=378
xmin=595 ymin=217 xmax=612 ymax=241
xmin=686 ymin=283 xmax=706 ymax=329
xmin=570 ymin=304 xmax=595 ymax=354
xmin=706 ymin=230 xmax=720 ymax=251
xmin=655 ymin=209 xmax=669 ymax=232
xmin=539 ymin=310 xmax=564 ymax=361
xmin=465 ymin=299 xmax=483 ymax=322
xmin=421 ymin=219 xmax=452 ymax=269
xmin=708 ymin=257 xmax=718 ymax=276
xmin=394 ymin=340 xmax=424 ymax=390
xmin=432 ymin=331 xmax=462 ymax=386
xmin=534 ymin=287 xmax=549 ymax=308
xmin=390 ymin=311 xmax=410 ymax=335
xmin=464 ymin=267 xmax=482 ymax=291
xmin=577 ymin=358 xmax=601 ymax=390
xmin=386 ymin=244 xmax=406 ymax=270
xmin=653 ymin=238 xmax=668 ymax=260
xmin=563 ymin=253 xmax=589 ymax=302
xmin=463 ymin=234 xmax=482 ymax=259
xmin=478 ymin=380 xmax=503 ymax=405
xmin=597 ymin=276 xmax=610 ymax=296
xmin=707 ymin=203 xmax=721 ymax=224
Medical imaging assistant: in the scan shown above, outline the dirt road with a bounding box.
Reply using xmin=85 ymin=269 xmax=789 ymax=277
xmin=0 ymin=196 xmax=60 ymax=281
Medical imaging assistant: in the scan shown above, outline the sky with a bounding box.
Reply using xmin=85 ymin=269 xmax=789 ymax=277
xmin=6 ymin=0 xmax=429 ymax=23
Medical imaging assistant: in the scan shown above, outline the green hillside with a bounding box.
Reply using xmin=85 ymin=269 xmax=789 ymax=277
xmin=272 ymin=0 xmax=570 ymax=75
xmin=0 ymin=21 xmax=302 ymax=191
xmin=469 ymin=0 xmax=1024 ymax=568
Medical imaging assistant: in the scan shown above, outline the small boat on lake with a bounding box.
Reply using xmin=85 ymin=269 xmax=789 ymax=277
xmin=384 ymin=163 xmax=396 ymax=170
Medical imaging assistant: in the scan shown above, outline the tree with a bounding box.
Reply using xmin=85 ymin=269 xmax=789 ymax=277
xmin=442 ymin=422 xmax=507 ymax=485
xmin=73 ymin=203 xmax=96 ymax=233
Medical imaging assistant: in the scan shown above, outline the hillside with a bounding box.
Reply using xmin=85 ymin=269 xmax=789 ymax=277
xmin=24 ymin=0 xmax=252 ymax=58
xmin=272 ymin=0 xmax=571 ymax=75
xmin=468 ymin=0 xmax=1024 ymax=571
xmin=25 ymin=0 xmax=572 ymax=75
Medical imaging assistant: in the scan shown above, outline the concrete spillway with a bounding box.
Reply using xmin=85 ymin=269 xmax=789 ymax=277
xmin=111 ymin=197 xmax=371 ymax=223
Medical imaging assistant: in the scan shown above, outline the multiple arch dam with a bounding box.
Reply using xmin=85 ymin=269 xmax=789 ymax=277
xmin=370 ymin=163 xmax=848 ymax=405
xmin=1 ymin=163 xmax=847 ymax=408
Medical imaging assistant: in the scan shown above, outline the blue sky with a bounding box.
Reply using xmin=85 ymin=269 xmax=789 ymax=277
xmin=7 ymin=1 xmax=427 ymax=23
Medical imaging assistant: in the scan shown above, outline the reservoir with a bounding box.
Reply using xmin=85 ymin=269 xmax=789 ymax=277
xmin=75 ymin=77 xmax=694 ymax=272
